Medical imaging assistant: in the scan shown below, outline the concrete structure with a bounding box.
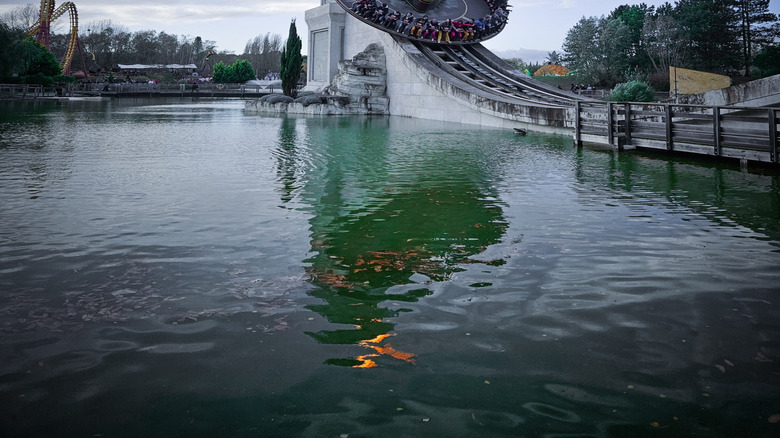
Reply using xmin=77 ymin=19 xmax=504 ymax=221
xmin=674 ymin=73 xmax=780 ymax=107
xmin=670 ymin=66 xmax=731 ymax=96
xmin=246 ymin=42 xmax=389 ymax=116
xmin=294 ymin=1 xmax=778 ymax=164
xmin=304 ymin=1 xmax=347 ymax=91
xmin=302 ymin=0 xmax=573 ymax=133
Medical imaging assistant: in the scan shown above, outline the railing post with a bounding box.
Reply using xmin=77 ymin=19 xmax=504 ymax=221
xmin=607 ymin=102 xmax=614 ymax=147
xmin=665 ymin=104 xmax=673 ymax=151
xmin=770 ymin=107 xmax=778 ymax=164
xmin=623 ymin=102 xmax=632 ymax=146
xmin=714 ymin=106 xmax=722 ymax=157
xmin=574 ymin=101 xmax=582 ymax=147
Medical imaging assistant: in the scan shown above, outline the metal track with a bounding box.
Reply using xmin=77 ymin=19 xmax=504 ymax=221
xmin=411 ymin=40 xmax=576 ymax=107
xmin=26 ymin=0 xmax=80 ymax=75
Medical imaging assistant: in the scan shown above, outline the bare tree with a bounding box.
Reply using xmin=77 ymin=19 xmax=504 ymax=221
xmin=244 ymin=32 xmax=283 ymax=78
xmin=642 ymin=14 xmax=690 ymax=77
xmin=0 ymin=3 xmax=39 ymax=30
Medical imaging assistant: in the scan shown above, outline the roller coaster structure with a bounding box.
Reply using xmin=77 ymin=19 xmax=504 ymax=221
xmin=26 ymin=0 xmax=83 ymax=76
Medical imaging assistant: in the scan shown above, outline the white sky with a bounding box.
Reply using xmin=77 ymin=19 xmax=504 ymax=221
xmin=2 ymin=0 xmax=779 ymax=56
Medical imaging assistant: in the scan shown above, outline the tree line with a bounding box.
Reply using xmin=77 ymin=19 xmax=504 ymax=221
xmin=0 ymin=4 xmax=285 ymax=82
xmin=560 ymin=0 xmax=779 ymax=87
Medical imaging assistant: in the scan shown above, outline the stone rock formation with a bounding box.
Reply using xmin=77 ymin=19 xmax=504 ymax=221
xmin=245 ymin=43 xmax=389 ymax=115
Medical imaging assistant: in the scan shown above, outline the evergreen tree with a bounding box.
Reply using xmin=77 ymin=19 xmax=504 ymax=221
xmin=232 ymin=59 xmax=255 ymax=82
xmin=562 ymin=16 xmax=633 ymax=85
xmin=212 ymin=59 xmax=256 ymax=83
xmin=753 ymin=44 xmax=780 ymax=77
xmin=213 ymin=61 xmax=229 ymax=83
xmin=733 ymin=0 xmax=778 ymax=76
xmin=24 ymin=41 xmax=62 ymax=77
xmin=280 ymin=19 xmax=302 ymax=98
xmin=674 ymin=0 xmax=740 ymax=73
xmin=0 ymin=23 xmax=39 ymax=78
xmin=562 ymin=16 xmax=601 ymax=82
xmin=609 ymin=4 xmax=654 ymax=71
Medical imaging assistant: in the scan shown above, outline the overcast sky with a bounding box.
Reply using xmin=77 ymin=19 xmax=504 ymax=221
xmin=2 ymin=0 xmax=779 ymax=60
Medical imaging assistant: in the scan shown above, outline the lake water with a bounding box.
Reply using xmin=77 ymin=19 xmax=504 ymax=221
xmin=1 ymin=98 xmax=779 ymax=437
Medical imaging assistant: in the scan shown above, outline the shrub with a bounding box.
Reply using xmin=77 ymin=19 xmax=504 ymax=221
xmin=753 ymin=45 xmax=780 ymax=78
xmin=213 ymin=59 xmax=256 ymax=83
xmin=608 ymin=80 xmax=655 ymax=102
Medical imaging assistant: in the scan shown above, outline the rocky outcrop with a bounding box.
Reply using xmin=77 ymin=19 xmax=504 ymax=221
xmin=245 ymin=43 xmax=389 ymax=115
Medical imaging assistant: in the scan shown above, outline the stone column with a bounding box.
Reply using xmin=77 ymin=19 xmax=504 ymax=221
xmin=304 ymin=1 xmax=347 ymax=92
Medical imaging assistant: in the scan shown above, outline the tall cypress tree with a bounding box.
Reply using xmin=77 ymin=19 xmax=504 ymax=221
xmin=280 ymin=19 xmax=302 ymax=98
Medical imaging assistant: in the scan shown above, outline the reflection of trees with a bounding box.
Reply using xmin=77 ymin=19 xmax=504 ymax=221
xmin=274 ymin=116 xmax=300 ymax=205
xmin=578 ymin=150 xmax=780 ymax=242
xmin=274 ymin=117 xmax=508 ymax=367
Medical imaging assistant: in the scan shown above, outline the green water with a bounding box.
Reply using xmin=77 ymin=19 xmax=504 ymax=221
xmin=1 ymin=99 xmax=779 ymax=437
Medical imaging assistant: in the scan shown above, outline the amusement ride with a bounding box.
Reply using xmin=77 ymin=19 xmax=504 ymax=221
xmin=336 ymin=0 xmax=511 ymax=45
xmin=25 ymin=0 xmax=87 ymax=76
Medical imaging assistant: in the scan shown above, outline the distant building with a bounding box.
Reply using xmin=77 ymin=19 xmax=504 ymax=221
xmin=117 ymin=64 xmax=198 ymax=77
xmin=533 ymin=64 xmax=570 ymax=77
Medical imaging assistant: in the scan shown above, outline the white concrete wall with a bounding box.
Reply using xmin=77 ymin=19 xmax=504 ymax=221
xmin=306 ymin=10 xmax=570 ymax=134
xmin=342 ymin=15 xmax=569 ymax=133
xmin=677 ymin=73 xmax=780 ymax=107
xmin=305 ymin=2 xmax=347 ymax=90
xmin=344 ymin=11 xmax=384 ymax=58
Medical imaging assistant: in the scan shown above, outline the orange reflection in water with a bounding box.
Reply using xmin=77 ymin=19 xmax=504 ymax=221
xmin=353 ymin=333 xmax=416 ymax=368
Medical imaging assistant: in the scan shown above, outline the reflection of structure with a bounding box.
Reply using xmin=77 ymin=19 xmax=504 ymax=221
xmin=274 ymin=117 xmax=508 ymax=367
xmin=26 ymin=0 xmax=85 ymax=75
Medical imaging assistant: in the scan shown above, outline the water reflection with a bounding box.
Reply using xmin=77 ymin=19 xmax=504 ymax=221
xmin=576 ymin=148 xmax=780 ymax=243
xmin=275 ymin=117 xmax=509 ymax=367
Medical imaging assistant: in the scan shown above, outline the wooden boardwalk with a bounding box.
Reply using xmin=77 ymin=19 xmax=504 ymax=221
xmin=0 ymin=83 xmax=275 ymax=100
xmin=575 ymin=102 xmax=780 ymax=164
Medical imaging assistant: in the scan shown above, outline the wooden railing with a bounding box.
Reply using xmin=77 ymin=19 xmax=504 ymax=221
xmin=0 ymin=84 xmax=48 ymax=99
xmin=80 ymin=82 xmax=278 ymax=94
xmin=1 ymin=82 xmax=301 ymax=100
xmin=574 ymin=101 xmax=780 ymax=164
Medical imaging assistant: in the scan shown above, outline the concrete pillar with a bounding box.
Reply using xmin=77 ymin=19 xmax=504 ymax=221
xmin=304 ymin=0 xmax=347 ymax=91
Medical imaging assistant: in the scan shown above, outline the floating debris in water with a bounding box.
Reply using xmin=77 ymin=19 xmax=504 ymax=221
xmin=754 ymin=352 xmax=773 ymax=363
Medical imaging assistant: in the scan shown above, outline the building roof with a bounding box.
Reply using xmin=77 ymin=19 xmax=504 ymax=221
xmin=117 ymin=64 xmax=197 ymax=70
xmin=533 ymin=64 xmax=570 ymax=77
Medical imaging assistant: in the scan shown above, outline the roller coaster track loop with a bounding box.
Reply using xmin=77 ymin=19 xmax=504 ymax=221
xmin=26 ymin=0 xmax=80 ymax=75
